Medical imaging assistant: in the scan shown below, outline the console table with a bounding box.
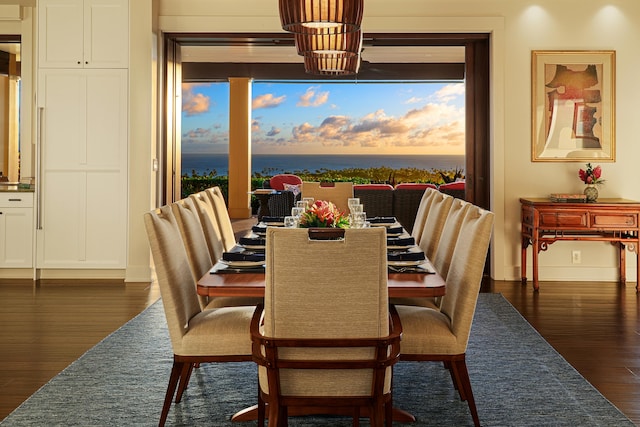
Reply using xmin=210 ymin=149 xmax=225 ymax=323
xmin=520 ymin=198 xmax=640 ymax=291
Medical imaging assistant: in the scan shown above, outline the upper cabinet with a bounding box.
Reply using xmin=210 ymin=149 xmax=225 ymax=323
xmin=38 ymin=0 xmax=129 ymax=69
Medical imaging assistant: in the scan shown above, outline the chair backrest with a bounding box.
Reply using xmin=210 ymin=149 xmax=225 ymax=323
xmin=410 ymin=186 xmax=439 ymax=241
xmin=171 ymin=198 xmax=212 ymax=310
xmin=353 ymin=184 xmax=394 ymax=217
xmin=439 ymin=180 xmax=466 ymax=199
xmin=143 ymin=205 xmax=202 ymax=353
xmin=301 ymin=181 xmax=354 ymax=215
xmin=431 ymin=198 xmax=471 ymax=279
xmin=262 ymin=227 xmax=390 ymax=396
xmin=189 ymin=192 xmax=225 ymax=262
xmin=418 ymin=191 xmax=454 ymax=260
xmin=203 ymin=187 xmax=236 ymax=251
xmin=439 ymin=205 xmax=494 ymax=352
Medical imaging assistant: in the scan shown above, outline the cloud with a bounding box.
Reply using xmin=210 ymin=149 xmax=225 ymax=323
xmin=434 ymin=83 xmax=465 ymax=102
xmin=182 ymin=84 xmax=211 ymax=116
xmin=252 ymin=93 xmax=286 ymax=109
xmin=266 ymin=126 xmax=281 ymax=137
xmin=297 ymin=87 xmax=330 ymax=107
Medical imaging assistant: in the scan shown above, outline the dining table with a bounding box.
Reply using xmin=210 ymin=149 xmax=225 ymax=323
xmin=195 ymin=218 xmax=446 ymax=423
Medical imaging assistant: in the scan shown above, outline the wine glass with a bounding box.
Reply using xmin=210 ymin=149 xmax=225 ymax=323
xmin=351 ymin=212 xmax=367 ymax=228
xmin=291 ymin=207 xmax=305 ymax=218
xmin=348 ymin=198 xmax=360 ymax=212
xmin=302 ymin=197 xmax=314 ymax=207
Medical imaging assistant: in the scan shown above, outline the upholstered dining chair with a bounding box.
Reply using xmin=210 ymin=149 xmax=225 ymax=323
xmin=410 ymin=186 xmax=439 ymax=243
xmin=418 ymin=191 xmax=454 ymax=261
xmin=188 ymin=191 xmax=225 ymax=263
xmin=143 ymin=205 xmax=255 ymax=426
xmin=263 ymin=174 xmax=303 ymax=217
xmin=204 ymin=186 xmax=237 ymax=251
xmin=301 ymin=181 xmax=354 ymax=214
xmin=395 ymin=205 xmax=494 ymax=427
xmin=251 ymin=227 xmax=402 ymax=427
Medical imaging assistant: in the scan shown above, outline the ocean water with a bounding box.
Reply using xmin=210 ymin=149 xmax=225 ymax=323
xmin=182 ymin=153 xmax=465 ymax=176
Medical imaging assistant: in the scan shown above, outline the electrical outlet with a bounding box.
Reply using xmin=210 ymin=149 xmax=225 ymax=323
xmin=572 ymin=250 xmax=581 ymax=264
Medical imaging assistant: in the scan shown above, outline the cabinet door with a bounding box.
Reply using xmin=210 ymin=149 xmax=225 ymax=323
xmin=38 ymin=0 xmax=129 ymax=69
xmin=37 ymin=69 xmax=127 ymax=269
xmin=84 ymin=0 xmax=129 ymax=68
xmin=38 ymin=0 xmax=84 ymax=68
xmin=0 ymin=194 xmax=34 ymax=268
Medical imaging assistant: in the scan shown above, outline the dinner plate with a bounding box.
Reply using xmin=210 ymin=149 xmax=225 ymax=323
xmin=387 ymin=245 xmax=415 ymax=250
xmin=240 ymin=244 xmax=265 ymax=250
xmin=388 ymin=260 xmax=423 ymax=267
xmin=264 ymin=222 xmax=284 ymax=227
xmin=221 ymin=260 xmax=265 ymax=268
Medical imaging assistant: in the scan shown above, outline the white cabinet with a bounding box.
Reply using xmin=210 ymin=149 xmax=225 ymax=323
xmin=38 ymin=0 xmax=129 ymax=69
xmin=0 ymin=193 xmax=34 ymax=268
xmin=37 ymin=69 xmax=127 ymax=269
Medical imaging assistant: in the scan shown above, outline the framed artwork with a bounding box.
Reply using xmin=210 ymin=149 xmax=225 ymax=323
xmin=531 ymin=50 xmax=616 ymax=162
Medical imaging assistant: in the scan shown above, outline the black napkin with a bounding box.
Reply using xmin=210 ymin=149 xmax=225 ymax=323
xmin=386 ymin=226 xmax=404 ymax=235
xmin=387 ymin=237 xmax=415 ymax=246
xmin=239 ymin=237 xmax=266 ymax=246
xmin=368 ymin=216 xmax=396 ymax=224
xmin=222 ymin=252 xmax=265 ymax=262
xmin=252 ymin=225 xmax=267 ymax=233
xmin=262 ymin=216 xmax=284 ymax=223
xmin=387 ymin=251 xmax=425 ymax=262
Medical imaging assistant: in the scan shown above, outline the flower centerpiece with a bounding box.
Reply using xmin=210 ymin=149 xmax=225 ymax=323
xmin=578 ymin=163 xmax=604 ymax=202
xmin=298 ymin=200 xmax=350 ymax=229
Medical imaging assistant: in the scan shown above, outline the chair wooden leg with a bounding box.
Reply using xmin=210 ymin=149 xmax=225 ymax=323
xmin=451 ymin=358 xmax=480 ymax=427
xmin=159 ymin=360 xmax=184 ymax=427
xmin=257 ymin=389 xmax=266 ymax=427
xmin=175 ymin=362 xmax=194 ymax=403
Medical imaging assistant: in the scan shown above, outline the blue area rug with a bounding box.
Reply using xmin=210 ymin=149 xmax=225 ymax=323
xmin=1 ymin=294 xmax=632 ymax=426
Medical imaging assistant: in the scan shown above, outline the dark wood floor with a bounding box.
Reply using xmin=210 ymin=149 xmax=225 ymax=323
xmin=1 ymin=228 xmax=638 ymax=423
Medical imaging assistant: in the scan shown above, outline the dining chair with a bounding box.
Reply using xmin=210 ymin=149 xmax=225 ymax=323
xmin=395 ymin=205 xmax=494 ymax=427
xmin=203 ymin=186 xmax=237 ymax=251
xmin=263 ymin=174 xmax=303 ymax=217
xmin=417 ymin=191 xmax=454 ymax=260
xmin=251 ymin=227 xmax=402 ymax=427
xmin=143 ymin=205 xmax=255 ymax=427
xmin=300 ymin=181 xmax=354 ymax=214
xmin=394 ymin=183 xmax=438 ymax=234
xmin=409 ymin=186 xmax=439 ymax=243
xmin=188 ymin=191 xmax=225 ymax=263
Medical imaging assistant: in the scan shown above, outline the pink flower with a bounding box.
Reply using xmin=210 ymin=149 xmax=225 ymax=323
xmin=578 ymin=163 xmax=604 ymax=185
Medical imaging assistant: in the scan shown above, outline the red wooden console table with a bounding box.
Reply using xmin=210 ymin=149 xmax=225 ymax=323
xmin=520 ymin=198 xmax=640 ymax=291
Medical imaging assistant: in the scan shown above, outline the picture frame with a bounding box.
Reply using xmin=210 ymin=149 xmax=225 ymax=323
xmin=531 ymin=50 xmax=616 ymax=162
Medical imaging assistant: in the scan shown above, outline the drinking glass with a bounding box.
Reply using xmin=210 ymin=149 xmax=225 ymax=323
xmin=350 ymin=203 xmax=364 ymax=214
xmin=284 ymin=216 xmax=297 ymax=228
xmin=351 ymin=212 xmax=367 ymax=228
xmin=291 ymin=207 xmax=305 ymax=218
xmin=296 ymin=200 xmax=308 ymax=209
xmin=348 ymin=198 xmax=360 ymax=211
xmin=302 ymin=197 xmax=314 ymax=207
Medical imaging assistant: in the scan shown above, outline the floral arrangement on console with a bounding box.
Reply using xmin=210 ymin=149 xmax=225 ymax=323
xmin=578 ymin=163 xmax=605 ymax=185
xmin=298 ymin=200 xmax=350 ymax=228
xmin=579 ymin=163 xmax=604 ymax=202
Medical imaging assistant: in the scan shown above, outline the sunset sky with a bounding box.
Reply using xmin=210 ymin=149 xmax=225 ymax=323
xmin=181 ymin=80 xmax=465 ymax=156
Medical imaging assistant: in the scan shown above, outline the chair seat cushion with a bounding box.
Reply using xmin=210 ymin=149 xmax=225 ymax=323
xmin=179 ymin=306 xmax=254 ymax=356
xmin=395 ymin=304 xmax=464 ymax=355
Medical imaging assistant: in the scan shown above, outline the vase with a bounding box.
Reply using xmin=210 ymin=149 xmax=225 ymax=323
xmin=583 ymin=184 xmax=598 ymax=202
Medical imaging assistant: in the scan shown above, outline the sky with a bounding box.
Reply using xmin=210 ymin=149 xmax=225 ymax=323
xmin=181 ymin=80 xmax=465 ymax=156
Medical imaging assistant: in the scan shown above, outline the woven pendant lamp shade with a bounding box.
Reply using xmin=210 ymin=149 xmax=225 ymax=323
xmin=303 ymin=54 xmax=361 ymax=76
xmin=279 ymin=0 xmax=364 ymax=34
xmin=295 ymin=29 xmax=362 ymax=57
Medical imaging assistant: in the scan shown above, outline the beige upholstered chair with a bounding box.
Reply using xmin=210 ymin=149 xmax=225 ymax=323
xmin=410 ymin=187 xmax=439 ymax=243
xmin=171 ymin=198 xmax=214 ymax=310
xmin=417 ymin=191 xmax=454 ymax=260
xmin=251 ymin=227 xmax=402 ymax=426
xmin=301 ymin=181 xmax=354 ymax=214
xmin=431 ymin=198 xmax=471 ymax=280
xmin=395 ymin=205 xmax=494 ymax=427
xmin=143 ymin=205 xmax=254 ymax=426
xmin=204 ymin=186 xmax=237 ymax=251
xmin=189 ymin=191 xmax=225 ymax=263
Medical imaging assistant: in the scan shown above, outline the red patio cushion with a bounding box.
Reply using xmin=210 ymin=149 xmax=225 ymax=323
xmin=439 ymin=181 xmax=465 ymax=190
xmin=394 ymin=183 xmax=437 ymax=190
xmin=353 ymin=184 xmax=394 ymax=191
xmin=269 ymin=174 xmax=303 ymax=191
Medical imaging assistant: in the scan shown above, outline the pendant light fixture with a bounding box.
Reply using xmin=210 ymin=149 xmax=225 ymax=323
xmin=279 ymin=0 xmax=364 ymax=34
xmin=303 ymin=53 xmax=361 ymax=76
xmin=295 ymin=29 xmax=362 ymax=58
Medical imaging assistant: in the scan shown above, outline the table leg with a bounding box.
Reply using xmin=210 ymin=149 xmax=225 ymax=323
xmin=532 ymin=237 xmax=539 ymax=291
xmin=521 ymin=237 xmax=528 ymax=285
xmin=620 ymin=243 xmax=627 ymax=285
